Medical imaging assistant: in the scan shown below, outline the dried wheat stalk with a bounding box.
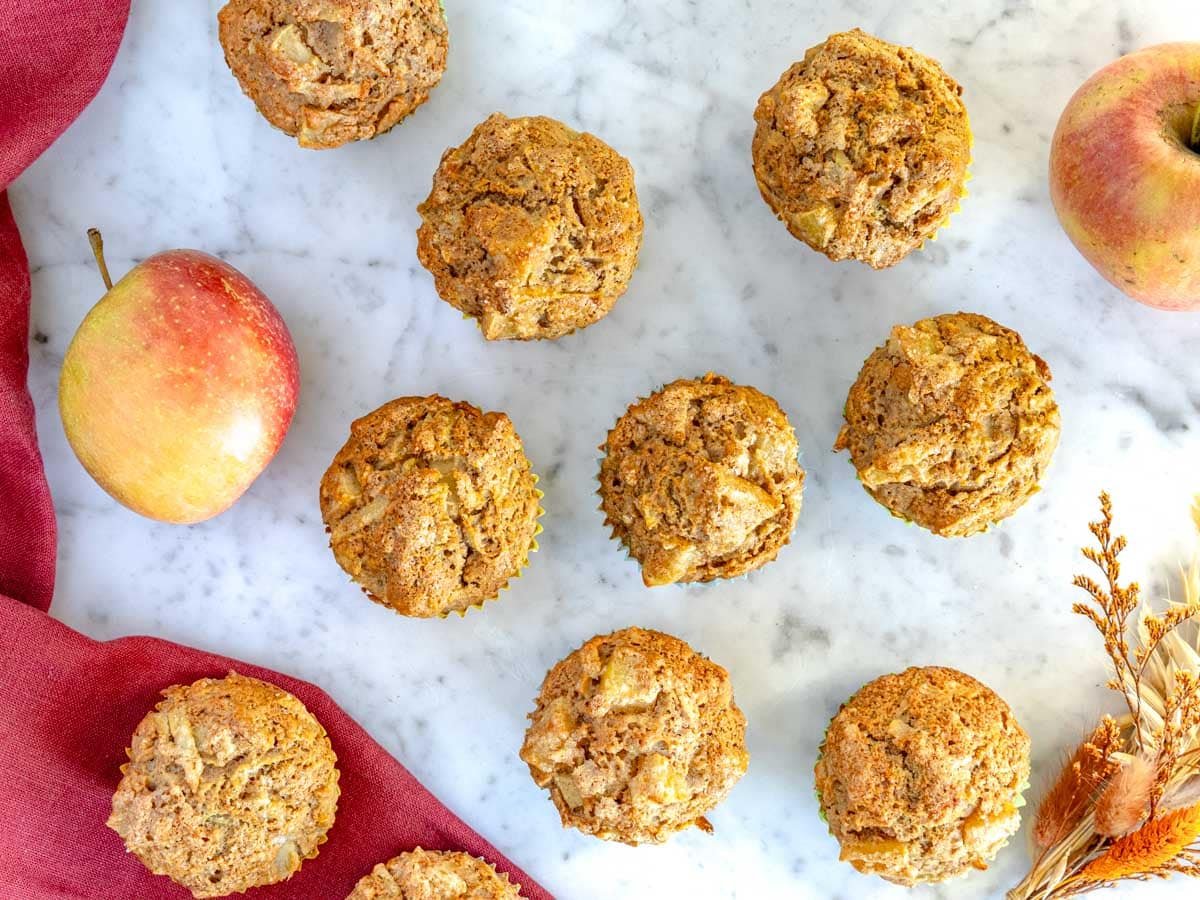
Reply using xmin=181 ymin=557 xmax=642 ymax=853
xmin=1008 ymin=494 xmax=1200 ymax=899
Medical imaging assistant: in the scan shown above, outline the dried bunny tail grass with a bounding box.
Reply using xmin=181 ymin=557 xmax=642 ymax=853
xmin=1095 ymin=757 xmax=1154 ymax=838
xmin=1076 ymin=801 xmax=1200 ymax=884
xmin=1034 ymin=717 xmax=1122 ymax=849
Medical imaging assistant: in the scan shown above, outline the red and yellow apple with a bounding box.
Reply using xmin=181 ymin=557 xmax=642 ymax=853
xmin=1049 ymin=42 xmax=1200 ymax=310
xmin=59 ymin=232 xmax=300 ymax=523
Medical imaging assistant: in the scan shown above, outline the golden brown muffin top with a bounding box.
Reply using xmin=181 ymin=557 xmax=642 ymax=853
xmin=319 ymin=396 xmax=540 ymax=617
xmin=598 ymin=373 xmax=804 ymax=586
xmin=752 ymin=28 xmax=971 ymax=268
xmin=218 ymin=0 xmax=448 ymax=149
xmin=835 ymin=312 xmax=1060 ymax=537
xmin=520 ymin=627 xmax=749 ymax=845
xmin=107 ymin=673 xmax=340 ymax=898
xmin=815 ymin=666 xmax=1030 ymax=885
xmin=345 ymin=848 xmax=521 ymax=899
xmin=417 ymin=113 xmax=643 ymax=340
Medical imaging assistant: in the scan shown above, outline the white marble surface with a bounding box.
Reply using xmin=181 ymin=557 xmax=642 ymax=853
xmin=11 ymin=1 xmax=1200 ymax=897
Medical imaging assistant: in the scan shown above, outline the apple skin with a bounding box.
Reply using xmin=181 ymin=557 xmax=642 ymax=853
xmin=59 ymin=250 xmax=300 ymax=524
xmin=1049 ymin=42 xmax=1200 ymax=310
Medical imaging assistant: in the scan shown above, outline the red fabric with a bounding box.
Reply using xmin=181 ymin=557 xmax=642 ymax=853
xmin=0 ymin=3 xmax=550 ymax=898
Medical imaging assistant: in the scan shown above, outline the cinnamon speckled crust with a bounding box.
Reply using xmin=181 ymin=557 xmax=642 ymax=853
xmin=520 ymin=628 xmax=748 ymax=845
xmin=319 ymin=396 xmax=540 ymax=618
xmin=417 ymin=113 xmax=643 ymax=340
xmin=835 ymin=312 xmax=1060 ymax=537
xmin=752 ymin=29 xmax=971 ymax=268
xmin=345 ymin=848 xmax=521 ymax=899
xmin=107 ymin=673 xmax=340 ymax=898
xmin=814 ymin=667 xmax=1030 ymax=886
xmin=217 ymin=0 xmax=448 ymax=149
xmin=598 ymin=373 xmax=804 ymax=586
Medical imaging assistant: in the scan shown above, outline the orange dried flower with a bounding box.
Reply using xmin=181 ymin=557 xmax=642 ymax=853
xmin=1034 ymin=718 xmax=1121 ymax=849
xmin=1079 ymin=802 xmax=1200 ymax=883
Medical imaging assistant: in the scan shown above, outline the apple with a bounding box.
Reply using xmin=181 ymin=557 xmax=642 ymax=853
xmin=59 ymin=230 xmax=300 ymax=523
xmin=1049 ymin=42 xmax=1200 ymax=310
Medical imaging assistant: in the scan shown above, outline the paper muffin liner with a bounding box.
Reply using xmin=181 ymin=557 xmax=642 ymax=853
xmin=442 ymin=473 xmax=545 ymax=619
xmin=921 ymin=125 xmax=972 ymax=250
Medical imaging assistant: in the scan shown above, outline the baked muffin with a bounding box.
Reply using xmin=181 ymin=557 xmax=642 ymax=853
xmin=752 ymin=29 xmax=971 ymax=268
xmin=346 ymin=848 xmax=521 ymax=899
xmin=319 ymin=396 xmax=541 ymax=617
xmin=520 ymin=627 xmax=749 ymax=845
xmin=218 ymin=0 xmax=448 ymax=149
xmin=834 ymin=312 xmax=1059 ymax=537
xmin=598 ymin=373 xmax=804 ymax=586
xmin=814 ymin=666 xmax=1030 ymax=885
xmin=417 ymin=113 xmax=643 ymax=340
xmin=107 ymin=673 xmax=339 ymax=898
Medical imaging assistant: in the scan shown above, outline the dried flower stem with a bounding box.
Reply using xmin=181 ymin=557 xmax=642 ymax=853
xmin=1009 ymin=493 xmax=1200 ymax=898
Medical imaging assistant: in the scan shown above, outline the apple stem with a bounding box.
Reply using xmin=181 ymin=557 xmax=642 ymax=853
xmin=1191 ymin=104 xmax=1200 ymax=151
xmin=87 ymin=228 xmax=114 ymax=290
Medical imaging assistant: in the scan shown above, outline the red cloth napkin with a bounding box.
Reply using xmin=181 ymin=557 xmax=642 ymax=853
xmin=0 ymin=4 xmax=550 ymax=898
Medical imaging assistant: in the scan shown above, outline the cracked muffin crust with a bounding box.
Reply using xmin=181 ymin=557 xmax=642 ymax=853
xmin=520 ymin=627 xmax=748 ymax=845
xmin=107 ymin=673 xmax=340 ymax=898
xmin=345 ymin=848 xmax=521 ymax=899
xmin=752 ymin=29 xmax=971 ymax=268
xmin=834 ymin=312 xmax=1060 ymax=537
xmin=319 ymin=396 xmax=541 ymax=618
xmin=217 ymin=0 xmax=448 ymax=149
xmin=598 ymin=373 xmax=804 ymax=586
xmin=814 ymin=666 xmax=1030 ymax=885
xmin=416 ymin=113 xmax=643 ymax=340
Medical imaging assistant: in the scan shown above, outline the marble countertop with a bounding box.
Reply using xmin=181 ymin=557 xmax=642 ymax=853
xmin=12 ymin=1 xmax=1200 ymax=898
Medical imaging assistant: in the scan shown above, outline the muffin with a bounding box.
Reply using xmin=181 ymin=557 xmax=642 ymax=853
xmin=752 ymin=29 xmax=971 ymax=268
xmin=319 ymin=396 xmax=541 ymax=617
xmin=107 ymin=673 xmax=339 ymax=898
xmin=218 ymin=0 xmax=448 ymax=149
xmin=814 ymin=666 xmax=1030 ymax=885
xmin=417 ymin=113 xmax=643 ymax=340
xmin=834 ymin=312 xmax=1060 ymax=537
xmin=598 ymin=373 xmax=804 ymax=586
xmin=346 ymin=849 xmax=521 ymax=899
xmin=520 ymin=627 xmax=749 ymax=845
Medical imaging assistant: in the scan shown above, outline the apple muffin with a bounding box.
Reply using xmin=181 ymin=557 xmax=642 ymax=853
xmin=217 ymin=0 xmax=448 ymax=149
xmin=319 ymin=396 xmax=541 ymax=617
xmin=346 ymin=848 xmax=521 ymax=899
xmin=417 ymin=113 xmax=643 ymax=340
xmin=598 ymin=373 xmax=804 ymax=586
xmin=520 ymin=627 xmax=749 ymax=845
xmin=107 ymin=673 xmax=340 ymax=898
xmin=815 ymin=666 xmax=1030 ymax=885
xmin=835 ymin=312 xmax=1059 ymax=537
xmin=752 ymin=29 xmax=971 ymax=268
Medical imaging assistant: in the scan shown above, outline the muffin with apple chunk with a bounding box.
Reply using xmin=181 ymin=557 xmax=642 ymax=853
xmin=598 ymin=373 xmax=804 ymax=586
xmin=752 ymin=28 xmax=971 ymax=268
xmin=520 ymin=627 xmax=748 ymax=845
xmin=815 ymin=666 xmax=1030 ymax=885
xmin=218 ymin=0 xmax=448 ymax=149
xmin=107 ymin=672 xmax=339 ymax=898
xmin=319 ymin=395 xmax=541 ymax=618
xmin=417 ymin=113 xmax=643 ymax=340
xmin=345 ymin=848 xmax=521 ymax=899
xmin=835 ymin=312 xmax=1060 ymax=537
